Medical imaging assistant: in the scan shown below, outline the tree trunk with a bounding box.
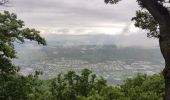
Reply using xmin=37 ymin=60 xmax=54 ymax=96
xmin=159 ymin=26 xmax=170 ymax=100
xmin=134 ymin=0 xmax=170 ymax=99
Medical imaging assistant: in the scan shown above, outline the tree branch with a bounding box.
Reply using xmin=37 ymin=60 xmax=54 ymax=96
xmin=138 ymin=0 xmax=170 ymax=26
xmin=104 ymin=0 xmax=121 ymax=4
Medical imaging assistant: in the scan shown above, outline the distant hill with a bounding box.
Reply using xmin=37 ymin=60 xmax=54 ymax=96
xmin=15 ymin=34 xmax=162 ymax=64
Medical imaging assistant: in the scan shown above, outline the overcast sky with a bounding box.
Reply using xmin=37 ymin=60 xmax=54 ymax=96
xmin=0 ymin=0 xmax=159 ymax=47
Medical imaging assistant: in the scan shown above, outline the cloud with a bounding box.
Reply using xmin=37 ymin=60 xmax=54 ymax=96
xmin=0 ymin=0 xmax=157 ymax=48
xmin=113 ymin=33 xmax=159 ymax=48
xmin=0 ymin=0 xmax=140 ymax=35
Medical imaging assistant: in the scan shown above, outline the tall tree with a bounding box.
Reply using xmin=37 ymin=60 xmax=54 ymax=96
xmin=0 ymin=10 xmax=46 ymax=99
xmin=104 ymin=0 xmax=170 ymax=99
xmin=0 ymin=11 xmax=46 ymax=75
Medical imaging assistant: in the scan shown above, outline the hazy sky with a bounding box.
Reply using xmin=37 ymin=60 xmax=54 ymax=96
xmin=0 ymin=0 xmax=159 ymax=47
xmin=1 ymin=0 xmax=140 ymax=35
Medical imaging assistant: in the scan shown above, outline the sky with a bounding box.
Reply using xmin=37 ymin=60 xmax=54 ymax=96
xmin=0 ymin=0 xmax=159 ymax=47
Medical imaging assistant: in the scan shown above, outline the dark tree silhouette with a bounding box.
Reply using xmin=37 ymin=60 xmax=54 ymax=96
xmin=105 ymin=0 xmax=170 ymax=99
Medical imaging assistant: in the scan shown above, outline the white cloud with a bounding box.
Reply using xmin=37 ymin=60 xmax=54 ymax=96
xmin=0 ymin=0 xmax=157 ymax=48
xmin=0 ymin=0 xmax=139 ymax=35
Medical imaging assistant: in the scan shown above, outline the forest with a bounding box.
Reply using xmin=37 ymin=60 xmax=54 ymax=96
xmin=0 ymin=68 xmax=165 ymax=100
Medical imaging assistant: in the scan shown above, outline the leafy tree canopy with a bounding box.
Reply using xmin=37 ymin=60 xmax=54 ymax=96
xmin=0 ymin=69 xmax=165 ymax=100
xmin=0 ymin=11 xmax=46 ymax=74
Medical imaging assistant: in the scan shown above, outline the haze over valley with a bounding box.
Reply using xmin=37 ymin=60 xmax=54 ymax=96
xmin=14 ymin=34 xmax=164 ymax=85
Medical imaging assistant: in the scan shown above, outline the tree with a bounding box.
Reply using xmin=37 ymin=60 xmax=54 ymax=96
xmin=0 ymin=11 xmax=46 ymax=75
xmin=49 ymin=69 xmax=108 ymax=100
xmin=0 ymin=11 xmax=46 ymax=99
xmin=104 ymin=0 xmax=170 ymax=99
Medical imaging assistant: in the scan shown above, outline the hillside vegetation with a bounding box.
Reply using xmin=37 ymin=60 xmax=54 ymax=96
xmin=0 ymin=69 xmax=164 ymax=100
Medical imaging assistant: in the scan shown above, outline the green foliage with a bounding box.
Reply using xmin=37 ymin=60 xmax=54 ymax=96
xmin=0 ymin=69 xmax=165 ymax=100
xmin=120 ymin=73 xmax=164 ymax=100
xmin=0 ymin=10 xmax=47 ymax=99
xmin=0 ymin=70 xmax=48 ymax=100
xmin=49 ymin=69 xmax=107 ymax=100
xmin=0 ymin=11 xmax=46 ymax=74
xmin=131 ymin=10 xmax=159 ymax=38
